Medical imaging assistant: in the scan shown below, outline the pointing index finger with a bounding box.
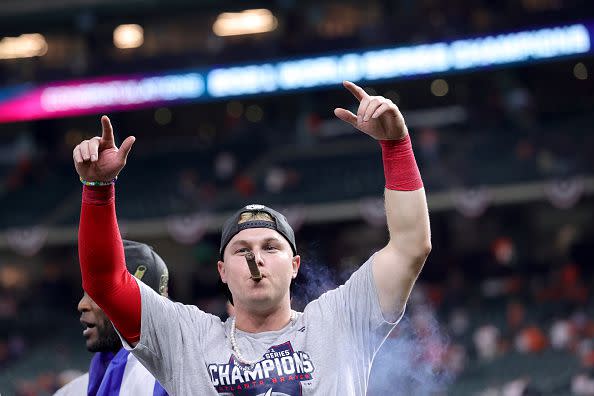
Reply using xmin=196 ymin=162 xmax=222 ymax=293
xmin=101 ymin=115 xmax=115 ymax=144
xmin=343 ymin=81 xmax=368 ymax=102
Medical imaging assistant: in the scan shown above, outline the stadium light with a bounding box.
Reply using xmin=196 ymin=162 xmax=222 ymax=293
xmin=431 ymin=79 xmax=449 ymax=96
xmin=573 ymin=62 xmax=588 ymax=80
xmin=0 ymin=33 xmax=47 ymax=59
xmin=113 ymin=24 xmax=144 ymax=49
xmin=213 ymin=9 xmax=278 ymax=37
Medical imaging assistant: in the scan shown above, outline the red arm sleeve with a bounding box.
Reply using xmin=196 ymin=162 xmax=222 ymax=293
xmin=79 ymin=184 xmax=141 ymax=344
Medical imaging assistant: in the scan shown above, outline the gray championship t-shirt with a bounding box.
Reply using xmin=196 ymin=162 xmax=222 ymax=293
xmin=120 ymin=255 xmax=402 ymax=395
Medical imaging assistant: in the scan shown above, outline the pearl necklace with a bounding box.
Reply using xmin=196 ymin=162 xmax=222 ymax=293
xmin=230 ymin=311 xmax=297 ymax=366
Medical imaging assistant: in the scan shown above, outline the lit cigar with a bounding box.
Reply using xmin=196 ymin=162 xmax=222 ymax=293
xmin=245 ymin=252 xmax=262 ymax=281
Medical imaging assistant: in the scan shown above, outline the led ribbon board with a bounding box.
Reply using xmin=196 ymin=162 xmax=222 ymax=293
xmin=0 ymin=23 xmax=591 ymax=123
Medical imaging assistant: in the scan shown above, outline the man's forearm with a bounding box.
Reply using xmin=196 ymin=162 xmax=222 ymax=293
xmin=384 ymin=188 xmax=431 ymax=261
xmin=79 ymin=185 xmax=141 ymax=343
xmin=380 ymin=135 xmax=430 ymax=257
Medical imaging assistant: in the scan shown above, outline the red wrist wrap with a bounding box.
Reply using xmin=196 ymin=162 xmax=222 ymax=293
xmin=380 ymin=135 xmax=423 ymax=191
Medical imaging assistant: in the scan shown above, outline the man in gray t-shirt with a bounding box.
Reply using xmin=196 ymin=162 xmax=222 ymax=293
xmin=74 ymin=81 xmax=431 ymax=395
xmin=124 ymin=253 xmax=398 ymax=395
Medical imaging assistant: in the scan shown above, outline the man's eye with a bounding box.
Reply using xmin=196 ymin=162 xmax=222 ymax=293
xmin=235 ymin=248 xmax=250 ymax=254
xmin=264 ymin=245 xmax=278 ymax=251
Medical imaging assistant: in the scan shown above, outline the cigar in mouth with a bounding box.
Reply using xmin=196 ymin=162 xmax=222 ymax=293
xmin=245 ymin=252 xmax=262 ymax=281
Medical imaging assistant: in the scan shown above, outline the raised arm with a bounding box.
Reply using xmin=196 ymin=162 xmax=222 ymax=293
xmin=334 ymin=82 xmax=431 ymax=321
xmin=74 ymin=116 xmax=141 ymax=343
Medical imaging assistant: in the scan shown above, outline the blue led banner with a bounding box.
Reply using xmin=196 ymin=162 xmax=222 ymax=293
xmin=0 ymin=22 xmax=591 ymax=123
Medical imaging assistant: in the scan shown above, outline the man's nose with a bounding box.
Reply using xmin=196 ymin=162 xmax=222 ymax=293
xmin=252 ymin=250 xmax=265 ymax=266
xmin=78 ymin=293 xmax=91 ymax=312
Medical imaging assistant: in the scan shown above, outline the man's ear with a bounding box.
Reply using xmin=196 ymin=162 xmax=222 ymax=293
xmin=217 ymin=260 xmax=227 ymax=283
xmin=291 ymin=255 xmax=301 ymax=279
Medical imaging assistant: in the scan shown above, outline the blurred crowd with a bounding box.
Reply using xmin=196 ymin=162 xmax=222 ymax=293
xmin=1 ymin=74 xmax=592 ymax=226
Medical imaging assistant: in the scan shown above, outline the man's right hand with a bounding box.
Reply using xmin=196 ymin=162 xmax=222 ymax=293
xmin=73 ymin=115 xmax=136 ymax=182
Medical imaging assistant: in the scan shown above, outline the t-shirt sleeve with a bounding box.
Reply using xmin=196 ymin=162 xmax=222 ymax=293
xmin=117 ymin=277 xmax=218 ymax=386
xmin=308 ymin=254 xmax=403 ymax=358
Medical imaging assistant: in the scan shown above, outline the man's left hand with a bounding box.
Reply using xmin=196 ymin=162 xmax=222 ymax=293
xmin=334 ymin=81 xmax=408 ymax=141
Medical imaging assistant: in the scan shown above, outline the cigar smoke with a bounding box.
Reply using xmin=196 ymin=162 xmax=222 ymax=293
xmin=293 ymin=258 xmax=454 ymax=395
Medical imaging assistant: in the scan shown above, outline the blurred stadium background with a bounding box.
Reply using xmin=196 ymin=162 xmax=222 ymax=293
xmin=0 ymin=0 xmax=593 ymax=395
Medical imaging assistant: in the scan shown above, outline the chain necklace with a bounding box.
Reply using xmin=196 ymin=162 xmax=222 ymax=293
xmin=230 ymin=311 xmax=297 ymax=366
